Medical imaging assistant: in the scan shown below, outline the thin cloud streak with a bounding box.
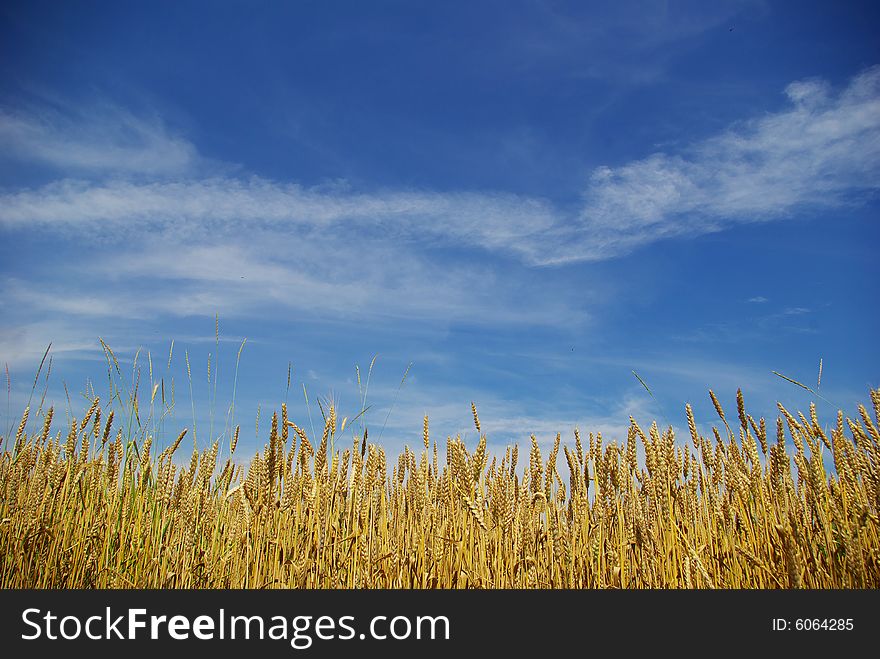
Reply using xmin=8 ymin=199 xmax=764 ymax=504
xmin=0 ymin=104 xmax=199 ymax=175
xmin=0 ymin=177 xmax=557 ymax=264
xmin=1 ymin=235 xmax=584 ymax=326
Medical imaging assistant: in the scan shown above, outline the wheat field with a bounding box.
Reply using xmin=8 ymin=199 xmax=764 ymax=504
xmin=1 ymin=384 xmax=878 ymax=588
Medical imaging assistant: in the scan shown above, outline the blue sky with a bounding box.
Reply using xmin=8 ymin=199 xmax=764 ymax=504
xmin=1 ymin=1 xmax=878 ymax=457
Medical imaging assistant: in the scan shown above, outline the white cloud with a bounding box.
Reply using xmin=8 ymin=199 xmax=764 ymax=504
xmin=546 ymin=66 xmax=880 ymax=263
xmin=0 ymin=104 xmax=199 ymax=175
xmin=3 ymin=65 xmax=877 ymax=376
xmin=2 ymin=67 xmax=878 ymax=268
xmin=747 ymin=296 xmax=768 ymax=303
xmin=0 ymin=177 xmax=556 ymax=265
xmin=0 ymin=229 xmax=582 ymax=329
xmin=0 ymin=320 xmax=106 ymax=369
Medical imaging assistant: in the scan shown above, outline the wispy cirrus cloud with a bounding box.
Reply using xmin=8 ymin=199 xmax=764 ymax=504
xmin=2 ymin=67 xmax=879 ymax=268
xmin=0 ymin=321 xmax=102 ymax=369
xmin=546 ymin=66 xmax=880 ymax=263
xmin=0 ymin=234 xmax=584 ymax=330
xmin=0 ymin=103 xmax=200 ymax=176
xmin=0 ymin=67 xmax=877 ymax=379
xmin=0 ymin=177 xmax=557 ymax=262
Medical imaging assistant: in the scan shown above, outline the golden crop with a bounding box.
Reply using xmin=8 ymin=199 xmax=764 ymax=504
xmin=1 ymin=388 xmax=878 ymax=588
